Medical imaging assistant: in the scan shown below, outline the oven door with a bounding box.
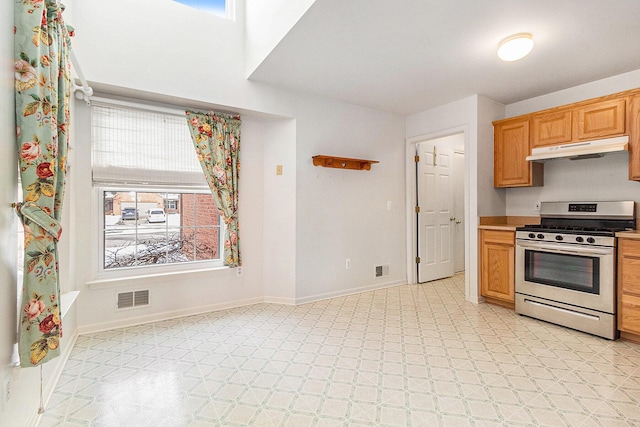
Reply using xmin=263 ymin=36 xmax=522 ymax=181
xmin=515 ymin=240 xmax=615 ymax=314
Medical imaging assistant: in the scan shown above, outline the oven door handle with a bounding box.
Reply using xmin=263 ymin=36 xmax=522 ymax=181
xmin=516 ymin=241 xmax=613 ymax=256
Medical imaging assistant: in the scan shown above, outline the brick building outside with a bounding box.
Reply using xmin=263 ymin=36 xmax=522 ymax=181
xmin=180 ymin=193 xmax=220 ymax=261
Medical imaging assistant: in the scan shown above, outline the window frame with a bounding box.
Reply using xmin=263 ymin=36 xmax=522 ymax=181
xmin=94 ymin=187 xmax=225 ymax=280
xmin=89 ymin=97 xmax=231 ymax=282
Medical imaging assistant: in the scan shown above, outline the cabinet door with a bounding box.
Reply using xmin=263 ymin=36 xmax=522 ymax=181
xmin=629 ymin=95 xmax=640 ymax=181
xmin=618 ymin=238 xmax=640 ymax=335
xmin=480 ymin=230 xmax=515 ymax=303
xmin=532 ymin=110 xmax=572 ymax=148
xmin=575 ymin=98 xmax=626 ymax=140
xmin=494 ymin=119 xmax=542 ymax=187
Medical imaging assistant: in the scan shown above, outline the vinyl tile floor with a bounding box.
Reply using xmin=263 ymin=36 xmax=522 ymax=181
xmin=39 ymin=274 xmax=640 ymax=426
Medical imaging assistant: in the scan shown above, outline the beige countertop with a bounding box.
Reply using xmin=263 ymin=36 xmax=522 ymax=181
xmin=616 ymin=230 xmax=640 ymax=239
xmin=478 ymin=224 xmax=640 ymax=237
xmin=478 ymin=216 xmax=539 ymax=232
xmin=478 ymin=224 xmax=518 ymax=231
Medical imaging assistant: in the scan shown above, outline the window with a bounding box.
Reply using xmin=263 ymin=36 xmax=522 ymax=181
xmin=173 ymin=0 xmax=229 ymax=18
xmin=103 ymin=190 xmax=221 ymax=269
xmin=92 ymin=102 xmax=222 ymax=272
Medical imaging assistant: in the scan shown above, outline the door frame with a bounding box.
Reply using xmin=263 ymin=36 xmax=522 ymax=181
xmin=406 ymin=126 xmax=476 ymax=301
xmin=415 ymin=140 xmax=456 ymax=283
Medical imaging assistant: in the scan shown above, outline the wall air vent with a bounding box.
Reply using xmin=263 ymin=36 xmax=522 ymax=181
xmin=117 ymin=290 xmax=150 ymax=310
xmin=375 ymin=264 xmax=390 ymax=278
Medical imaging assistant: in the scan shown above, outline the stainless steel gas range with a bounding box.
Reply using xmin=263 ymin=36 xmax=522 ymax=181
xmin=515 ymin=201 xmax=635 ymax=339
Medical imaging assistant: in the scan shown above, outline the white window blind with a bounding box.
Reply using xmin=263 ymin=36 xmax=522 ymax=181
xmin=91 ymin=103 xmax=207 ymax=188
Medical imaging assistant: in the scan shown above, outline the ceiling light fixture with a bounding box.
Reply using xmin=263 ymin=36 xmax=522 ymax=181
xmin=497 ymin=33 xmax=534 ymax=61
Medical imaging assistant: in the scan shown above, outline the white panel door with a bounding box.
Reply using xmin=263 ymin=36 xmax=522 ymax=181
xmin=417 ymin=141 xmax=454 ymax=283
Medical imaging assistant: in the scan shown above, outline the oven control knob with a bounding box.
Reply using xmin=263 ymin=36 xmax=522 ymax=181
xmin=537 ymin=234 xmax=544 ymax=239
xmin=587 ymin=237 xmax=596 ymax=244
xmin=528 ymin=233 xmax=536 ymax=239
xmin=576 ymin=236 xmax=584 ymax=243
xmin=555 ymin=235 xmax=563 ymax=241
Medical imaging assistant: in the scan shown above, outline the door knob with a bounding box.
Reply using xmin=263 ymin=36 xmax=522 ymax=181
xmin=455 ymin=220 xmax=462 ymax=224
xmin=450 ymin=216 xmax=456 ymax=221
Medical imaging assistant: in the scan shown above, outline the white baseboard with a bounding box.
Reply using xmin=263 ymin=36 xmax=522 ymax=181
xmin=79 ymin=281 xmax=408 ymax=334
xmin=295 ymin=279 xmax=407 ymax=305
xmin=78 ymin=296 xmax=264 ymax=335
xmin=263 ymin=296 xmax=296 ymax=305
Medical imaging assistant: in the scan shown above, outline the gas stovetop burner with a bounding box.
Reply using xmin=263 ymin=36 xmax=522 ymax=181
xmin=516 ymin=201 xmax=635 ymax=247
xmin=516 ymin=224 xmax=628 ymax=237
xmin=516 ymin=201 xmax=635 ymax=238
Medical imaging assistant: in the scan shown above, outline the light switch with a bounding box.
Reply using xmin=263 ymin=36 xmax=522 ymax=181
xmin=276 ymin=165 xmax=283 ymax=175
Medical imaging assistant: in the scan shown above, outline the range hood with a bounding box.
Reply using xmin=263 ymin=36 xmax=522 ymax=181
xmin=526 ymin=135 xmax=629 ymax=161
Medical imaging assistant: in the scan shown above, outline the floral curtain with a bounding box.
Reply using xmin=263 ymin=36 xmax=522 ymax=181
xmin=185 ymin=111 xmax=242 ymax=267
xmin=14 ymin=0 xmax=73 ymax=367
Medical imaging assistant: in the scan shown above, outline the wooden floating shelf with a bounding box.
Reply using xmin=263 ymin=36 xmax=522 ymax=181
xmin=312 ymin=155 xmax=379 ymax=171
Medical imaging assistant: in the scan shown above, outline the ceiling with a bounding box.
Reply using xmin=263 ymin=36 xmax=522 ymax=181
xmin=248 ymin=0 xmax=640 ymax=116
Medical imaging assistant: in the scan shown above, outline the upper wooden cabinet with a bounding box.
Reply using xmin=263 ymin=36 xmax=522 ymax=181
xmin=494 ymin=87 xmax=640 ymax=187
xmin=494 ymin=118 xmax=543 ymax=187
xmin=531 ymin=110 xmax=572 ymax=148
xmin=574 ymin=98 xmax=626 ymax=140
xmin=629 ymin=95 xmax=640 ymax=180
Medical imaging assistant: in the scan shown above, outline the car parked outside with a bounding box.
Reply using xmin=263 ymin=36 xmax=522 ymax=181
xmin=121 ymin=207 xmax=139 ymax=220
xmin=147 ymin=208 xmax=166 ymax=223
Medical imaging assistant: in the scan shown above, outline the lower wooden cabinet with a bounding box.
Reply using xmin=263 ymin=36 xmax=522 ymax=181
xmin=618 ymin=237 xmax=640 ymax=339
xmin=480 ymin=229 xmax=515 ymax=308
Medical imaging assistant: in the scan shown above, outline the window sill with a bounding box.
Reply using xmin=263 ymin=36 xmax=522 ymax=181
xmin=86 ymin=266 xmax=230 ymax=290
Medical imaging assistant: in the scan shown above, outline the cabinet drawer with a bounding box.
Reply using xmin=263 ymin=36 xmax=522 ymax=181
xmin=481 ymin=230 xmax=514 ymax=245
xmin=619 ymin=238 xmax=640 ymax=257
xmin=575 ymin=98 xmax=626 ymax=140
xmin=532 ymin=110 xmax=572 ymax=147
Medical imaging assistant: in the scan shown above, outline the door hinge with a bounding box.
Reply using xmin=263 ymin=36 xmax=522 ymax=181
xmin=433 ymin=146 xmax=437 ymax=166
xmin=414 ymin=155 xmax=420 ymax=163
xmin=416 ymin=257 xmax=421 ymax=264
xmin=415 ymin=206 xmax=420 ymax=213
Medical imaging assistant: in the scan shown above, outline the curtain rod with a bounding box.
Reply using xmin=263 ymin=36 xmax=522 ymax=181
xmin=90 ymin=96 xmax=190 ymax=117
xmin=90 ymin=96 xmax=240 ymax=119
xmin=70 ymin=50 xmax=93 ymax=105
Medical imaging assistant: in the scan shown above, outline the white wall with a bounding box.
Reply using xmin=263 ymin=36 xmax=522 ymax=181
xmin=506 ymin=69 xmax=640 ymax=117
xmin=245 ymin=0 xmax=317 ymax=77
xmin=406 ymin=95 xmax=502 ymax=303
xmin=294 ymin=98 xmax=407 ymax=302
xmin=262 ymin=118 xmax=297 ymax=303
xmin=477 ymin=95 xmax=507 ymax=217
xmin=65 ymin=0 xmax=406 ymax=331
xmin=504 ymin=70 xmax=640 ymax=216
xmin=73 ymin=102 xmax=272 ymax=331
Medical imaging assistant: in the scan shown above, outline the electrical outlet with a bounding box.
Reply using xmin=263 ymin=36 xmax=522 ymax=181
xmin=535 ymin=201 xmax=541 ymax=211
xmin=346 ymin=259 xmax=351 ymax=269
xmin=236 ymin=266 xmax=243 ymax=277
